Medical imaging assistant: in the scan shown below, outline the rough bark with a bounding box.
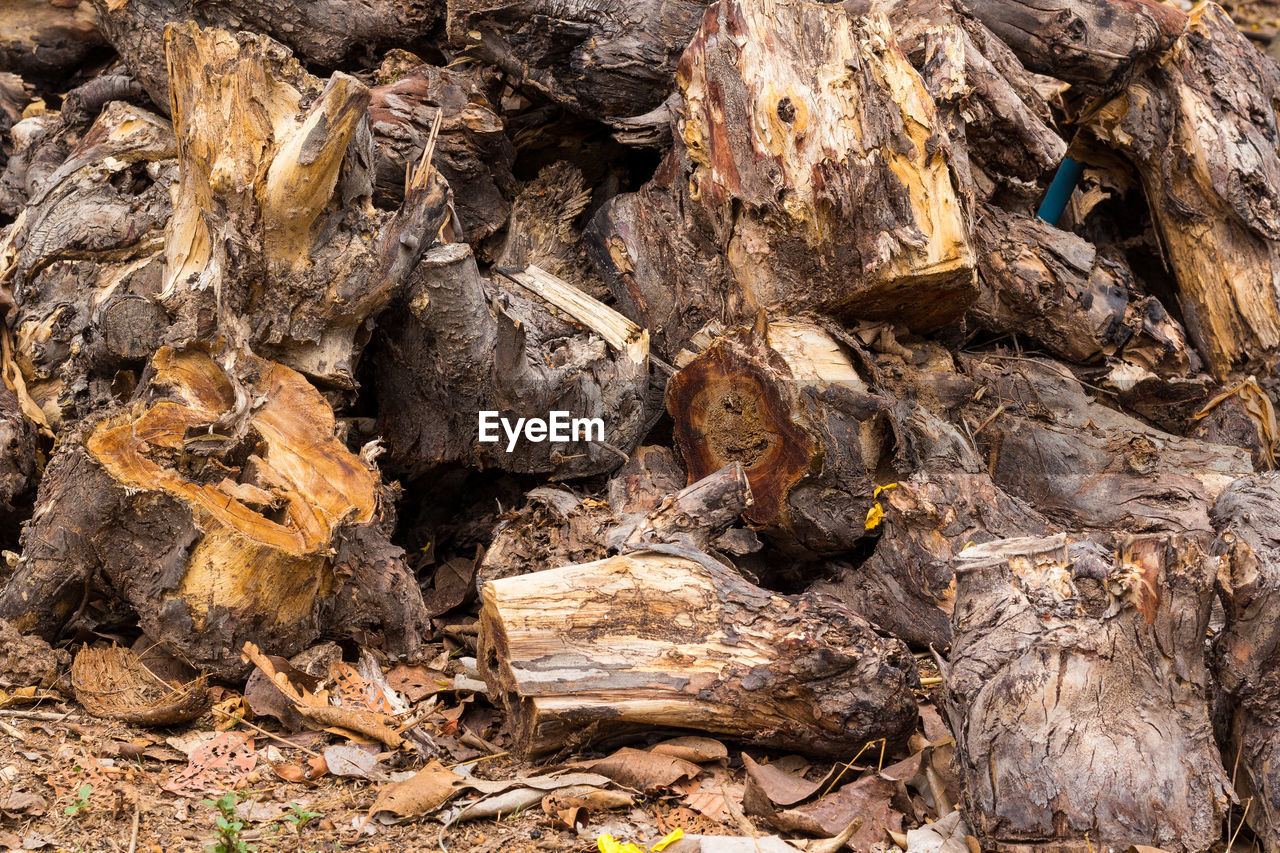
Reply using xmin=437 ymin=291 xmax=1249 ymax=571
xmin=972 ymin=205 xmax=1196 ymax=375
xmin=1210 ymin=473 xmax=1280 ymax=853
xmin=666 ymin=318 xmax=890 ymax=554
xmin=587 ymin=0 xmax=975 ymax=359
xmin=0 ymin=347 xmax=428 ymax=678
xmin=478 ymin=550 xmax=920 ymax=758
xmin=945 ymin=534 xmax=1229 ymax=852
xmin=811 ymin=471 xmax=1048 ymax=649
xmin=962 ymin=0 xmax=1186 ymax=94
xmin=0 ymin=1 xmax=104 ymax=84
xmin=367 ymin=61 xmax=515 ymax=241
xmin=374 ymin=254 xmax=650 ymax=479
xmin=962 ymin=355 xmax=1253 ymax=535
xmin=1083 ymin=3 xmax=1280 ymax=378
xmin=89 ymin=0 xmax=439 ymax=108
xmin=445 ymin=0 xmax=708 ymax=119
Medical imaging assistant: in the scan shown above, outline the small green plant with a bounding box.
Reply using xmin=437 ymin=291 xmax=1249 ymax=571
xmin=283 ymin=803 xmax=321 ymax=830
xmin=63 ymin=783 xmax=92 ymax=817
xmin=201 ymin=791 xmax=255 ymax=853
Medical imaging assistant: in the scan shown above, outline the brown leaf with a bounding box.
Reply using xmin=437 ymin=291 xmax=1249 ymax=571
xmin=565 ymin=747 xmax=701 ymax=793
xmin=384 ymin=663 xmax=449 ymax=702
xmin=368 ymin=760 xmax=463 ymax=819
xmin=742 ymin=754 xmax=825 ymax=811
xmin=161 ymin=731 xmax=257 ymax=797
xmin=0 ymin=790 xmax=45 ymax=817
xmin=770 ymin=773 xmax=902 ymax=848
xmin=322 ymin=744 xmax=385 ymax=780
xmin=650 ymin=736 xmax=728 ymax=764
xmin=330 ymin=662 xmax=396 ymax=714
xmin=423 ymin=555 xmax=478 ymax=616
xmin=273 ymin=764 xmax=306 ymax=783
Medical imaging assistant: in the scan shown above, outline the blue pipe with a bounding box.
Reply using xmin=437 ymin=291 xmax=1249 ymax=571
xmin=1036 ymin=157 xmax=1085 ymax=226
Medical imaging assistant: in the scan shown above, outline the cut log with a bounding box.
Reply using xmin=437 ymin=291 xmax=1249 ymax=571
xmin=945 ymin=534 xmax=1229 ymax=852
xmin=1083 ymin=3 xmax=1280 ymax=378
xmin=962 ymin=0 xmax=1186 ymax=93
xmin=972 ymin=205 xmax=1196 ymax=375
xmin=368 ymin=60 xmax=515 ymax=242
xmin=0 ymin=346 xmax=428 ymax=677
xmin=1210 ymin=472 xmax=1280 ymax=853
xmin=666 ymin=318 xmax=890 ymax=554
xmin=445 ymin=0 xmax=708 ymax=119
xmin=373 ymin=254 xmax=650 ymax=478
xmin=89 ymin=0 xmax=439 ymax=108
xmin=811 ymin=471 xmax=1048 ymax=649
xmin=962 ymin=355 xmax=1253 ymax=534
xmin=478 ymin=550 xmax=919 ymax=758
xmin=0 ymin=1 xmax=104 ymax=84
xmin=587 ymin=0 xmax=975 ymax=359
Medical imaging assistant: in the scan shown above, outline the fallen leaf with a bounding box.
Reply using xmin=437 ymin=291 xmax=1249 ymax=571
xmin=742 ymin=754 xmax=825 ymax=811
xmin=650 ymin=737 xmax=727 ymax=764
xmin=273 ymin=764 xmax=306 ymax=783
xmin=566 ymin=747 xmax=701 ymax=793
xmin=769 ymin=772 xmax=901 ymax=849
xmin=368 ymin=760 xmax=463 ymax=820
xmin=161 ymin=731 xmax=257 ymax=796
xmin=323 ymin=744 xmax=385 ymax=781
xmin=331 ymin=661 xmax=397 ymax=714
xmin=662 ymin=835 xmax=799 ymax=852
xmin=543 ymin=787 xmax=634 ymax=829
xmin=906 ymin=810 xmax=970 ymax=853
xmin=384 ymin=664 xmax=449 ymax=702
xmin=0 ymin=790 xmax=44 ymax=817
xmin=919 ymin=704 xmax=951 ymax=743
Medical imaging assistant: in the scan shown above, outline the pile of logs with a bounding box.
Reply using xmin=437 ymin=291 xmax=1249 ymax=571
xmin=4 ymin=0 xmax=1280 ymax=849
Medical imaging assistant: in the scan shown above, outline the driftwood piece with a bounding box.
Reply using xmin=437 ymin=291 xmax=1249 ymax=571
xmin=812 ymin=471 xmax=1047 ymax=649
xmin=1084 ymin=3 xmax=1280 ymax=378
xmin=90 ymin=0 xmax=439 ymax=107
xmin=0 ymin=347 xmax=428 ymax=677
xmin=478 ymin=551 xmax=919 ymax=758
xmin=945 ymin=534 xmax=1229 ymax=852
xmin=667 ymin=318 xmax=889 ymax=554
xmin=972 ymin=205 xmax=1196 ymax=375
xmin=445 ymin=0 xmax=707 ymax=119
xmin=963 ymin=355 xmax=1253 ymax=534
xmin=374 ymin=254 xmax=650 ymax=478
xmin=1211 ymin=473 xmax=1280 ymax=853
xmin=963 ymin=0 xmax=1185 ymax=93
xmin=588 ymin=0 xmax=975 ymax=359
xmin=368 ymin=62 xmax=514 ymax=241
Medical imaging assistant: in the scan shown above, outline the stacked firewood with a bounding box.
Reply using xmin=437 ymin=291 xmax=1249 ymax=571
xmin=4 ymin=0 xmax=1280 ymax=849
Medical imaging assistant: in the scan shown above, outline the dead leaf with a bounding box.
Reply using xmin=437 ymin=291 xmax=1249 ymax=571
xmin=384 ymin=664 xmax=449 ymax=702
xmin=769 ymin=772 xmax=901 ymax=849
xmin=423 ymin=554 xmax=478 ymax=616
xmin=742 ymin=754 xmax=825 ymax=812
xmin=161 ymin=731 xmax=257 ymax=797
xmin=331 ymin=662 xmax=396 ymax=714
xmin=0 ymin=790 xmax=44 ymax=818
xmin=650 ymin=737 xmax=728 ymax=764
xmin=323 ymin=744 xmax=385 ymax=781
xmin=919 ymin=704 xmax=951 ymax=743
xmin=565 ymin=747 xmax=701 ymax=793
xmin=905 ymin=809 xmax=970 ymax=853
xmin=273 ymin=764 xmax=306 ymax=783
xmin=368 ymin=760 xmax=463 ymax=820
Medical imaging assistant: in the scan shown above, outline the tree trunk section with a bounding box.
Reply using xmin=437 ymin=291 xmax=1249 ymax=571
xmin=945 ymin=534 xmax=1229 ymax=852
xmin=478 ymin=550 xmax=920 ymax=758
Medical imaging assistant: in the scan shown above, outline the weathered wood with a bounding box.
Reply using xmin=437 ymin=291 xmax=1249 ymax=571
xmin=446 ymin=0 xmax=708 ymax=119
xmin=587 ymin=0 xmax=975 ymax=359
xmin=90 ymin=0 xmax=438 ymax=108
xmin=945 ymin=534 xmax=1229 ymax=852
xmin=1083 ymin=3 xmax=1280 ymax=378
xmin=373 ymin=254 xmax=650 ymax=478
xmin=1210 ymin=473 xmax=1280 ymax=853
xmin=478 ymin=550 xmax=919 ymax=758
xmin=812 ymin=471 xmax=1048 ymax=649
xmin=0 ymin=347 xmax=428 ymax=677
xmin=962 ymin=355 xmax=1253 ymax=535
xmin=368 ymin=61 xmax=514 ymax=242
xmin=972 ymin=205 xmax=1195 ymax=375
xmin=0 ymin=1 xmax=103 ymax=84
xmin=667 ymin=318 xmax=889 ymax=554
xmin=962 ymin=0 xmax=1186 ymax=93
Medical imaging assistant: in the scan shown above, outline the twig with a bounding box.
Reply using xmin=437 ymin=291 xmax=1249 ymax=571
xmin=445 ymin=750 xmax=508 ymax=770
xmin=919 ymin=676 xmax=944 ymax=687
xmin=0 ymin=709 xmax=75 ymax=721
xmin=721 ymin=783 xmax=756 ymax=837
xmin=0 ymin=719 xmax=26 ymax=742
xmin=126 ymin=804 xmax=140 ymax=853
xmin=210 ymin=707 xmax=322 ymax=758
xmin=971 ymin=404 xmax=1006 ymax=437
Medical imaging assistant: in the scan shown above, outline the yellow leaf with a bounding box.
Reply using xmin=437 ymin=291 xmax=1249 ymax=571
xmin=865 ymin=502 xmax=884 ymax=530
xmin=873 ymin=482 xmax=898 ymax=498
xmin=652 ymin=829 xmax=685 ymax=851
xmin=598 ymin=835 xmax=646 ymax=853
